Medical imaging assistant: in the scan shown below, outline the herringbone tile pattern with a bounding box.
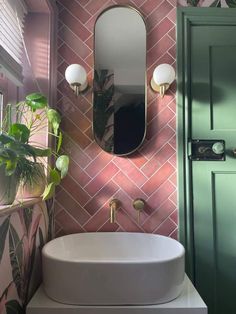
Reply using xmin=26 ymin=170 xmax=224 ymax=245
xmin=55 ymin=0 xmax=177 ymax=238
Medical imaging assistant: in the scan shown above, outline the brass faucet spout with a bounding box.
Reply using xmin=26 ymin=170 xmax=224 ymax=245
xmin=109 ymin=199 xmax=120 ymax=223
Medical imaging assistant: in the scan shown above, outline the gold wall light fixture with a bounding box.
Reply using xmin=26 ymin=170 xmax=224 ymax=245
xmin=150 ymin=63 xmax=175 ymax=97
xmin=65 ymin=64 xmax=88 ymax=96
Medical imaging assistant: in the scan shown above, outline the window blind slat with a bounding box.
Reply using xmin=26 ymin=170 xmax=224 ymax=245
xmin=0 ymin=0 xmax=27 ymax=85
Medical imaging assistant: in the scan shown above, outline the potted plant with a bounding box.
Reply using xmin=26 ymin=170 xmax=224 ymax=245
xmin=0 ymin=93 xmax=69 ymax=205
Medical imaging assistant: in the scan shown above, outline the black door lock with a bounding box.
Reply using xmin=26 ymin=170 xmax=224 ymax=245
xmin=189 ymin=140 xmax=225 ymax=161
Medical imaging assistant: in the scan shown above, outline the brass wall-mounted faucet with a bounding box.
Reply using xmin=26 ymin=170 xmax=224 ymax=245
xmin=133 ymin=198 xmax=145 ymax=224
xmin=109 ymin=199 xmax=120 ymax=223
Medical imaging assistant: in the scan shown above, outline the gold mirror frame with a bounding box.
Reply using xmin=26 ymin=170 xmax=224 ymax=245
xmin=93 ymin=5 xmax=147 ymax=156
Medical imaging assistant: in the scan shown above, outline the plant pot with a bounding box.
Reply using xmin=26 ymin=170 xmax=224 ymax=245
xmin=17 ymin=163 xmax=46 ymax=199
xmin=0 ymin=165 xmax=19 ymax=205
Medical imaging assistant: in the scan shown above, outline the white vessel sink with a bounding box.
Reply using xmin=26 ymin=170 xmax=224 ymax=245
xmin=42 ymin=232 xmax=185 ymax=305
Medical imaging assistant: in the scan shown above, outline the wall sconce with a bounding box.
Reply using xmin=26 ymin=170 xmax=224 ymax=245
xmin=150 ymin=64 xmax=175 ymax=97
xmin=65 ymin=64 xmax=88 ymax=96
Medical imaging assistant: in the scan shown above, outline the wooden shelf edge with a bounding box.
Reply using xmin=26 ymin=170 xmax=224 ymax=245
xmin=0 ymin=197 xmax=43 ymax=217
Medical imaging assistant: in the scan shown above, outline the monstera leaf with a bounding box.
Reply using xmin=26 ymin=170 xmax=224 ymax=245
xmin=25 ymin=93 xmax=47 ymax=111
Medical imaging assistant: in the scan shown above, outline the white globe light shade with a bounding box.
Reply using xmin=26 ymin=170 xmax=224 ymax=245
xmin=65 ymin=64 xmax=87 ymax=90
xmin=153 ymin=64 xmax=175 ymax=85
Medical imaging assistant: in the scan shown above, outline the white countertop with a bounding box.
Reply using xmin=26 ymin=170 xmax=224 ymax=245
xmin=27 ymin=275 xmax=207 ymax=314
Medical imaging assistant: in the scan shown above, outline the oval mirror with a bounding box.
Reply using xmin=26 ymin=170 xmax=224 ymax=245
xmin=93 ymin=6 xmax=146 ymax=156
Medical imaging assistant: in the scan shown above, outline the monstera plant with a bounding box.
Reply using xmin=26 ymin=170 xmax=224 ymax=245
xmin=0 ymin=93 xmax=69 ymax=205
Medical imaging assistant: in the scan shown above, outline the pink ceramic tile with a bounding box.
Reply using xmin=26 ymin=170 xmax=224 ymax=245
xmin=84 ymin=126 xmax=94 ymax=141
xmin=61 ymin=175 xmax=90 ymax=206
xmin=59 ymin=26 xmax=92 ymax=60
xmin=141 ymin=144 xmax=175 ymax=177
xmin=97 ymin=220 xmax=119 ymax=232
xmin=142 ymin=199 xmax=176 ymax=232
xmin=147 ymin=0 xmax=174 ymax=32
xmin=146 ymin=106 xmax=175 ymax=140
xmin=116 ymin=209 xmax=144 ymax=232
xmin=85 ymin=151 xmax=114 ymax=177
xmin=170 ymin=209 xmax=178 ymax=224
xmin=154 ymin=218 xmax=177 ymax=236
xmin=84 ymin=141 xmax=103 ymax=159
xmin=113 ymin=157 xmax=148 ymax=187
xmin=170 ymin=228 xmax=178 ymax=240
xmin=84 ymin=180 xmax=119 ymax=215
xmin=147 ymin=18 xmax=174 ymax=50
xmin=84 ymin=162 xmax=119 ymax=196
xmin=61 ymin=116 xmax=92 ymax=149
xmin=113 ymin=172 xmax=147 ymax=200
xmin=62 ymin=137 xmax=91 ymax=169
xmin=129 ymin=151 xmax=148 ymax=168
xmin=169 ymin=190 xmax=177 ymax=205
xmin=68 ymin=159 xmax=91 ymax=187
xmin=59 ymin=9 xmax=91 ymax=42
xmin=141 ymin=162 xmax=175 ymax=196
xmin=56 ymin=189 xmax=91 ymax=225
xmin=58 ymin=0 xmax=92 ymax=24
xmin=113 ymin=189 xmax=149 ymax=225
xmin=147 ymin=35 xmax=175 ymax=68
xmin=83 ymin=203 xmax=110 ymax=231
xmin=147 ymin=180 xmax=176 ymax=210
xmin=140 ymin=0 xmax=161 ymax=15
xmin=58 ymin=44 xmax=91 ymax=72
xmin=56 ymin=209 xmax=85 ymax=233
xmin=141 ymin=125 xmax=175 ymax=159
xmin=55 ymin=0 xmax=178 ymax=234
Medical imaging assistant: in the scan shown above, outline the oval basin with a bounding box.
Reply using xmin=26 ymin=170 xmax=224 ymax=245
xmin=42 ymin=232 xmax=185 ymax=305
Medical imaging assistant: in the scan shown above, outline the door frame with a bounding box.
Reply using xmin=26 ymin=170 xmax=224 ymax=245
xmin=177 ymin=7 xmax=236 ymax=281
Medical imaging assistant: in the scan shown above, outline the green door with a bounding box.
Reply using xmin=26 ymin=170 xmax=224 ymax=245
xmin=177 ymin=8 xmax=236 ymax=314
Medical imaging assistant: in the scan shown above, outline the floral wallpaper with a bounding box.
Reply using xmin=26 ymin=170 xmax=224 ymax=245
xmin=178 ymin=0 xmax=235 ymax=7
xmin=0 ymin=201 xmax=53 ymax=314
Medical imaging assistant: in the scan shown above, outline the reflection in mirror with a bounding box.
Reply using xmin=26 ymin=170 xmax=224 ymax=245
xmin=93 ymin=6 xmax=146 ymax=155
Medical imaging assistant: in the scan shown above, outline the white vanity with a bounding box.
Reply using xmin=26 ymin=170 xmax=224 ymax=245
xmin=27 ymin=233 xmax=207 ymax=314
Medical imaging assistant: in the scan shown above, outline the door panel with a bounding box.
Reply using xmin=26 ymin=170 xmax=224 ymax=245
xmin=178 ymin=9 xmax=236 ymax=314
xmin=191 ymin=26 xmax=236 ymax=314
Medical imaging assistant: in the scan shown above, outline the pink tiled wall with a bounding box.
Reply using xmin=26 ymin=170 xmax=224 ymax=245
xmin=55 ymin=0 xmax=177 ymax=237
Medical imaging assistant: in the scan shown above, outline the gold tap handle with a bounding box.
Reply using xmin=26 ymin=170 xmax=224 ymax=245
xmin=109 ymin=199 xmax=120 ymax=223
xmin=138 ymin=210 xmax=140 ymax=225
xmin=132 ymin=198 xmax=145 ymax=225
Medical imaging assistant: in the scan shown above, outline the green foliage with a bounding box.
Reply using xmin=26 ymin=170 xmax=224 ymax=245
xmin=25 ymin=93 xmax=47 ymax=111
xmin=0 ymin=148 xmax=17 ymax=176
xmin=55 ymin=155 xmax=69 ymax=179
xmin=57 ymin=132 xmax=63 ymax=153
xmin=0 ymin=216 xmax=10 ymax=263
xmin=49 ymin=169 xmax=61 ymax=185
xmin=8 ymin=124 xmax=30 ymax=143
xmin=0 ymin=92 xmax=69 ymax=202
xmin=210 ymin=0 xmax=221 ymax=6
xmin=38 ymin=227 xmax=45 ymax=250
xmin=94 ymin=70 xmax=114 ymax=152
xmin=5 ymin=300 xmax=24 ymax=314
xmin=187 ymin=0 xmax=200 ymax=5
xmin=9 ymin=224 xmax=23 ymax=300
xmin=47 ymin=109 xmax=61 ymax=136
xmin=225 ymin=0 xmax=236 ymax=6
xmin=42 ymin=182 xmax=56 ymax=200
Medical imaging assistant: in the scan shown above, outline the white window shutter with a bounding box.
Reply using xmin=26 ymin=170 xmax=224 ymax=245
xmin=0 ymin=0 xmax=27 ymax=86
